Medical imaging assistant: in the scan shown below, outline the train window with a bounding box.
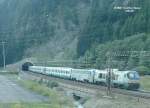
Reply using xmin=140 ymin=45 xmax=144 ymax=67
xmin=99 ymin=73 xmax=103 ymax=78
xmin=112 ymin=74 xmax=118 ymax=80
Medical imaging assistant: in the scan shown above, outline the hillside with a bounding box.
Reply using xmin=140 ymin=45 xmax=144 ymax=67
xmin=81 ymin=33 xmax=150 ymax=72
xmin=0 ymin=0 xmax=92 ymax=64
xmin=0 ymin=0 xmax=149 ymax=72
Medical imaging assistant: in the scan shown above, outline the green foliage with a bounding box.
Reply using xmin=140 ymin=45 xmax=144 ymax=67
xmin=38 ymin=78 xmax=43 ymax=84
xmin=77 ymin=0 xmax=150 ymax=56
xmin=82 ymin=34 xmax=150 ymax=70
xmin=0 ymin=0 xmax=87 ymax=66
xmin=0 ymin=0 xmax=149 ymax=69
xmin=47 ymin=81 xmax=59 ymax=89
xmin=140 ymin=76 xmax=150 ymax=91
xmin=136 ymin=66 xmax=150 ymax=75
xmin=0 ymin=103 xmax=70 ymax=108
xmin=19 ymin=80 xmax=74 ymax=108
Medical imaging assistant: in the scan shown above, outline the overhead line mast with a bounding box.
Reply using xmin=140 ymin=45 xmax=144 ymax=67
xmin=106 ymin=52 xmax=113 ymax=97
xmin=0 ymin=41 xmax=7 ymax=70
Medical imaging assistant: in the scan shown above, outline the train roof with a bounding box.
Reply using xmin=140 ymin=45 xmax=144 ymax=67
xmin=45 ymin=66 xmax=72 ymax=69
xmin=31 ymin=66 xmax=72 ymax=70
xmin=30 ymin=66 xmax=138 ymax=74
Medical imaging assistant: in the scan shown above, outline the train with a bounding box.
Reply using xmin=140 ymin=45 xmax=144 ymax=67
xmin=22 ymin=62 xmax=140 ymax=90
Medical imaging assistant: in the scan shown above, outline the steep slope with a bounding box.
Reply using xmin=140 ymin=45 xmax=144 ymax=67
xmin=0 ymin=0 xmax=149 ymax=69
xmin=0 ymin=0 xmax=92 ymax=65
xmin=77 ymin=0 xmax=150 ymax=56
xmin=81 ymin=33 xmax=150 ymax=71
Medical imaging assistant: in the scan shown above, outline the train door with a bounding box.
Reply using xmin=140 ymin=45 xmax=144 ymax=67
xmin=88 ymin=70 xmax=95 ymax=83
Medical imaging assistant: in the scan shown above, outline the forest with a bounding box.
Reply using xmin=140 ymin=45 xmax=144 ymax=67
xmin=0 ymin=0 xmax=149 ymax=74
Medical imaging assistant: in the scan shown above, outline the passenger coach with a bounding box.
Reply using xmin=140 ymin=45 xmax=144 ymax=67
xmin=23 ymin=62 xmax=140 ymax=90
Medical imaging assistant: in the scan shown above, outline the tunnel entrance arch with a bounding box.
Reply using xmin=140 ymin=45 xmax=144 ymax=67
xmin=22 ymin=62 xmax=33 ymax=71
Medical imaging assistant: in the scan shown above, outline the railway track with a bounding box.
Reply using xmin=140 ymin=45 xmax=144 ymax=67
xmin=139 ymin=89 xmax=150 ymax=94
xmin=20 ymin=71 xmax=150 ymax=99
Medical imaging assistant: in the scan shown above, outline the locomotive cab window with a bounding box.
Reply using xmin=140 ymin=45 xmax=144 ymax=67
xmin=127 ymin=72 xmax=140 ymax=80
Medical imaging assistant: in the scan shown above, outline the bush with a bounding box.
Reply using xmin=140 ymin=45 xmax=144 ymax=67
xmin=136 ymin=66 xmax=150 ymax=75
xmin=38 ymin=79 xmax=43 ymax=84
xmin=47 ymin=81 xmax=59 ymax=88
xmin=19 ymin=80 xmax=73 ymax=108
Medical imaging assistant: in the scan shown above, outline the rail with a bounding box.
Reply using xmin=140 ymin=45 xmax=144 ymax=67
xmin=20 ymin=71 xmax=150 ymax=99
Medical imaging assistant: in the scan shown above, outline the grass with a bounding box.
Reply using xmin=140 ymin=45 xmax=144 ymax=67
xmin=140 ymin=75 xmax=150 ymax=91
xmin=84 ymin=96 xmax=150 ymax=108
xmin=0 ymin=103 xmax=61 ymax=108
xmin=17 ymin=80 xmax=74 ymax=108
xmin=0 ymin=71 xmax=18 ymax=75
